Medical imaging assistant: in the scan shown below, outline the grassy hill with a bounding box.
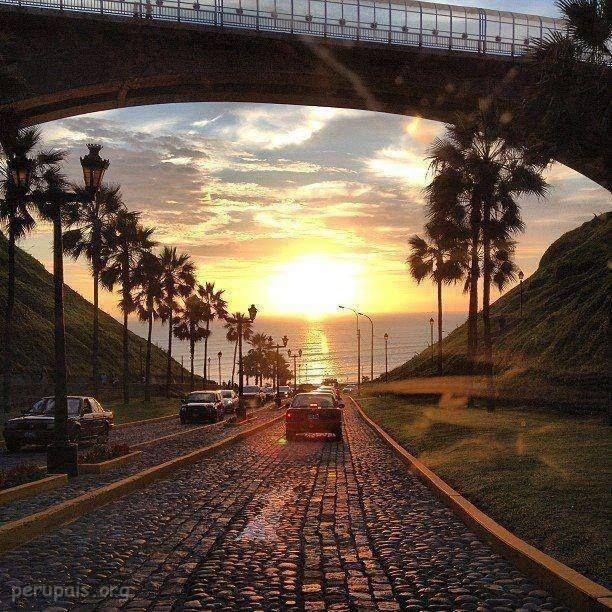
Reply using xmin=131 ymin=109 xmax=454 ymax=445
xmin=0 ymin=231 xmax=189 ymax=387
xmin=386 ymin=213 xmax=610 ymax=410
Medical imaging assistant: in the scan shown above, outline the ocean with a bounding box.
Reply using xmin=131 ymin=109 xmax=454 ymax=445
xmin=129 ymin=311 xmax=467 ymax=385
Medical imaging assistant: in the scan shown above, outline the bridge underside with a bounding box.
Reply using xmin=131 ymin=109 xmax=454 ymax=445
xmin=0 ymin=8 xmax=607 ymax=188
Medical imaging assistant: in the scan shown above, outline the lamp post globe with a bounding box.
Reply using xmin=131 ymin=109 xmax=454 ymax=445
xmin=80 ymin=143 xmax=109 ymax=193
xmin=8 ymin=155 xmax=34 ymax=191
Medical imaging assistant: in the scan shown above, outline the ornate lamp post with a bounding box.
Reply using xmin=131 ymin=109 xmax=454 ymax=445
xmin=270 ymin=335 xmax=289 ymax=408
xmin=429 ymin=317 xmax=435 ymax=367
xmin=218 ymin=351 xmax=222 ymax=387
xmin=358 ymin=311 xmax=374 ymax=382
xmin=237 ymin=304 xmax=257 ymax=420
xmin=80 ymin=144 xmax=109 ymax=400
xmin=384 ymin=333 xmax=389 ymax=382
xmin=287 ymin=348 xmax=302 ymax=394
xmin=518 ymin=270 xmax=524 ymax=318
xmin=339 ymin=305 xmax=360 ymax=394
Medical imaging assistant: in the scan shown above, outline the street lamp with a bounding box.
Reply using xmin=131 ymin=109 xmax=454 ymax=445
xmin=8 ymin=155 xmax=34 ymax=191
xmin=271 ymin=335 xmax=289 ymax=408
xmin=237 ymin=304 xmax=257 ymax=420
xmin=429 ymin=317 xmax=435 ymax=367
xmin=518 ymin=270 xmax=524 ymax=318
xmin=80 ymin=144 xmax=109 ymax=193
xmin=217 ymin=351 xmax=222 ymax=387
xmin=384 ymin=333 xmax=389 ymax=382
xmin=287 ymin=348 xmax=302 ymax=393
xmin=358 ymin=311 xmax=374 ymax=383
xmin=339 ymin=305 xmax=360 ymax=394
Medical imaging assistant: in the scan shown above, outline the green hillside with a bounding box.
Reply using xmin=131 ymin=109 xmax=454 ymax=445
xmin=386 ymin=213 xmax=611 ymax=410
xmin=0 ymin=231 xmax=188 ymax=386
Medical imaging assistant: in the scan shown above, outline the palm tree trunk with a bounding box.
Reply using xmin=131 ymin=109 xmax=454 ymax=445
xmin=122 ymin=306 xmax=130 ymax=405
xmin=482 ymin=201 xmax=494 ymax=412
xmin=52 ymin=211 xmax=68 ymax=444
xmin=231 ymin=339 xmax=238 ymax=385
xmin=437 ymin=278 xmax=443 ymax=375
xmin=166 ymin=307 xmax=173 ymax=397
xmin=2 ymin=217 xmax=15 ymax=422
xmin=92 ymin=261 xmax=100 ymax=399
xmin=203 ymin=320 xmax=210 ymax=382
xmin=190 ymin=336 xmax=195 ymax=391
xmin=467 ymin=224 xmax=480 ymax=370
xmin=145 ymin=310 xmax=153 ymax=402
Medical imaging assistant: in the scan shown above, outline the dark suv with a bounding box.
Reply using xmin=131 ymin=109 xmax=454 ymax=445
xmin=3 ymin=396 xmax=114 ymax=452
xmin=180 ymin=391 xmax=225 ymax=424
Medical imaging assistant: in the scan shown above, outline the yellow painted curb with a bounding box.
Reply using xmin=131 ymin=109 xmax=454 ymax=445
xmin=350 ymin=396 xmax=612 ymax=611
xmin=79 ymin=451 xmax=143 ymax=474
xmin=0 ymin=474 xmax=67 ymax=506
xmin=0 ymin=414 xmax=283 ymax=555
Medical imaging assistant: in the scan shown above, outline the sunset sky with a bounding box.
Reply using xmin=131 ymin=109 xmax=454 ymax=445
xmin=16 ymin=1 xmax=611 ymax=321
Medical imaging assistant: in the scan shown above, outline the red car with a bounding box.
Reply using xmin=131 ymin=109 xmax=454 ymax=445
xmin=285 ymin=393 xmax=343 ymax=442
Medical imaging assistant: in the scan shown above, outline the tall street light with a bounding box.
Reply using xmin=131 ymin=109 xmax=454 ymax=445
xmin=518 ymin=270 xmax=524 ymax=318
xmin=287 ymin=348 xmax=302 ymax=393
xmin=339 ymin=305 xmax=360 ymax=394
xmin=237 ymin=304 xmax=258 ymax=420
xmin=270 ymin=335 xmax=289 ymax=408
xmin=80 ymin=144 xmax=109 ymax=400
xmin=429 ymin=317 xmax=435 ymax=368
xmin=384 ymin=333 xmax=389 ymax=382
xmin=358 ymin=311 xmax=374 ymax=383
xmin=218 ymin=351 xmax=222 ymax=387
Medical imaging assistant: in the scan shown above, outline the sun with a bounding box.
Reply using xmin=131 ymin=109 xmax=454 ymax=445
xmin=267 ymin=255 xmax=360 ymax=318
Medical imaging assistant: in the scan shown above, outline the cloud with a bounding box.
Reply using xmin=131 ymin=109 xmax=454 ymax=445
xmin=366 ymin=147 xmax=429 ymax=185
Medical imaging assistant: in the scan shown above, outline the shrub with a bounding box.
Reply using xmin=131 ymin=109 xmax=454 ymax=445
xmin=79 ymin=443 xmax=131 ymax=464
xmin=0 ymin=463 xmax=44 ymax=490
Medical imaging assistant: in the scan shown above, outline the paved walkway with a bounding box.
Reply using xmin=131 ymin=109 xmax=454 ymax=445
xmin=0 ymin=403 xmax=563 ymax=611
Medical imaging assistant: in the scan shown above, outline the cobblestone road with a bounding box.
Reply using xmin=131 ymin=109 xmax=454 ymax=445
xmin=0 ymin=402 xmax=563 ymax=611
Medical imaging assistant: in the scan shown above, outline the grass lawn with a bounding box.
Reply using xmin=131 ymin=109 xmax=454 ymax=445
xmin=106 ymin=396 xmax=178 ymax=424
xmin=359 ymin=393 xmax=611 ymax=587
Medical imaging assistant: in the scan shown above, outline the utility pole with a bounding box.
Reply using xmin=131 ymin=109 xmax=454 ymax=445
xmin=384 ymin=333 xmax=389 ymax=382
xmin=518 ymin=270 xmax=524 ymax=317
xmin=218 ymin=351 xmax=222 ymax=387
xmin=359 ymin=312 xmax=374 ymax=382
xmin=339 ymin=305 xmax=361 ymax=394
xmin=287 ymin=349 xmax=302 ymax=394
xmin=429 ymin=317 xmax=435 ymax=367
xmin=181 ymin=355 xmax=184 ymax=385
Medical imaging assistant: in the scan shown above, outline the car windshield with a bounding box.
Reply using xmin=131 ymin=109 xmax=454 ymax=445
xmin=244 ymin=387 xmax=260 ymax=393
xmin=221 ymin=391 xmax=233 ymax=398
xmin=291 ymin=394 xmax=334 ymax=408
xmin=28 ymin=397 xmax=81 ymax=416
xmin=188 ymin=393 xmax=217 ymax=403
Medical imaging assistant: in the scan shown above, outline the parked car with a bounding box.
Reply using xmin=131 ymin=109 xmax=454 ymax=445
xmin=220 ymin=389 xmax=239 ymax=414
xmin=3 ymin=396 xmax=113 ymax=452
xmin=278 ymin=386 xmax=292 ymax=398
xmin=317 ymin=385 xmax=341 ymax=402
xmin=263 ymin=385 xmax=275 ymax=401
xmin=179 ymin=391 xmax=225 ymax=424
xmin=243 ymin=385 xmax=266 ymax=406
xmin=285 ymin=393 xmax=344 ymax=442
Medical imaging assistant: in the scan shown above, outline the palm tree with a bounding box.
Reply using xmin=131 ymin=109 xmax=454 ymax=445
xmin=62 ymin=184 xmax=124 ymax=398
xmin=132 ymin=251 xmax=164 ymax=402
xmin=198 ymin=282 xmax=228 ymax=382
xmin=249 ymin=332 xmax=271 ymax=385
xmin=31 ymin=161 xmax=79 ymax=464
xmin=520 ymin=0 xmax=611 ymax=189
xmin=101 ymin=210 xmax=156 ymax=404
xmin=0 ymin=123 xmax=61 ymax=419
xmin=224 ymin=313 xmax=253 ymax=387
xmin=173 ymin=294 xmax=209 ymax=390
xmin=428 ymin=106 xmax=548 ymax=387
xmin=158 ymin=247 xmax=196 ymax=396
xmin=407 ymin=222 xmax=466 ymax=374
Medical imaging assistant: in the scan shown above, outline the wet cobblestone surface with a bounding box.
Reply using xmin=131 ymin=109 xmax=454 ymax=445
xmin=0 ymin=407 xmax=278 ymax=526
xmin=0 ymin=402 xmax=564 ymax=611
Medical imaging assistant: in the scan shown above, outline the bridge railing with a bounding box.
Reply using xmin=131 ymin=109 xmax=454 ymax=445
xmin=3 ymin=0 xmax=565 ymax=57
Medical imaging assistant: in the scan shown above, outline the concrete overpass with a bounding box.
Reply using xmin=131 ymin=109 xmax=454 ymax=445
xmin=0 ymin=1 xmax=607 ymax=187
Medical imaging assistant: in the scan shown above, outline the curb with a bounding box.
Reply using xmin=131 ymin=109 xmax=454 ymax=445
xmin=114 ymin=413 xmax=176 ymax=429
xmin=0 ymin=474 xmax=67 ymax=506
xmin=79 ymin=451 xmax=143 ymax=474
xmin=350 ymin=396 xmax=612 ymax=611
xmin=0 ymin=414 xmax=283 ymax=555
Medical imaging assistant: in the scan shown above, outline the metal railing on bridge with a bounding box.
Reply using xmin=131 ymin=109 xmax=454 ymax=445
xmin=2 ymin=0 xmax=565 ymax=57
